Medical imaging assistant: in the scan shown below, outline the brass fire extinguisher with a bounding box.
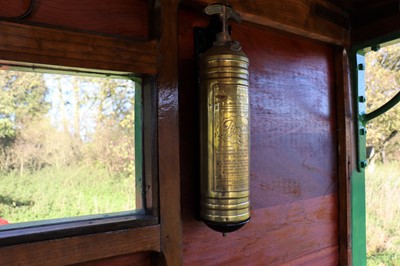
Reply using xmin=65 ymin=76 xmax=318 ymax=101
xmin=200 ymin=4 xmax=250 ymax=233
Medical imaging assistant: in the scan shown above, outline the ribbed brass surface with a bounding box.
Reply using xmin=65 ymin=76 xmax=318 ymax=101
xmin=200 ymin=42 xmax=250 ymax=224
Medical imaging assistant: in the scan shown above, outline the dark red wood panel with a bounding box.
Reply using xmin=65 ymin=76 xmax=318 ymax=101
xmin=178 ymin=10 xmax=338 ymax=265
xmin=182 ymin=195 xmax=338 ymax=265
xmin=0 ymin=0 xmax=148 ymax=39
xmin=73 ymin=252 xmax=153 ymax=266
xmin=239 ymin=24 xmax=338 ymax=209
xmin=281 ymin=245 xmax=339 ymax=265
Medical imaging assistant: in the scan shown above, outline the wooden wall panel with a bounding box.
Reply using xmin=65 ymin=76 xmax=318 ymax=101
xmin=182 ymin=195 xmax=338 ymax=265
xmin=0 ymin=0 xmax=147 ymax=39
xmin=73 ymin=252 xmax=153 ymax=266
xmin=178 ymin=10 xmax=339 ymax=265
xmin=281 ymin=245 xmax=339 ymax=265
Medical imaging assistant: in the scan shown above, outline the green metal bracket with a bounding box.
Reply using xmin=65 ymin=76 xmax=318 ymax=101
xmin=355 ymin=58 xmax=400 ymax=170
xmin=355 ymin=53 xmax=367 ymax=172
xmin=361 ymin=90 xmax=400 ymax=123
xmin=351 ymin=51 xmax=368 ymax=266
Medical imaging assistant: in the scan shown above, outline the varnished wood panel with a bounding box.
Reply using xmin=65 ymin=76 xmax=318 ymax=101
xmin=281 ymin=245 xmax=339 ymax=265
xmin=179 ymin=10 xmax=339 ymax=265
xmin=73 ymin=252 xmax=153 ymax=266
xmin=155 ymin=1 xmax=183 ymax=265
xmin=182 ymin=195 xmax=338 ymax=265
xmin=0 ymin=0 xmax=148 ymax=39
xmin=183 ymin=0 xmax=348 ymax=45
xmin=241 ymin=24 xmax=337 ymax=210
xmin=0 ymin=225 xmax=160 ymax=266
xmin=0 ymin=21 xmax=157 ymax=74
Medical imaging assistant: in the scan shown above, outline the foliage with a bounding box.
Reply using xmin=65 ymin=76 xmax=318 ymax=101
xmin=0 ymin=70 xmax=139 ymax=223
xmin=0 ymin=71 xmax=48 ymax=139
xmin=0 ymin=71 xmax=137 ymax=176
xmin=366 ymin=163 xmax=400 ymax=266
xmin=0 ymin=166 xmax=136 ymax=223
xmin=365 ymin=43 xmax=400 ymax=162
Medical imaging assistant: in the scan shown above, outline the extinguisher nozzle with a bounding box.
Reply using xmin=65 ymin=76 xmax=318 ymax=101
xmin=203 ymin=218 xmax=250 ymax=234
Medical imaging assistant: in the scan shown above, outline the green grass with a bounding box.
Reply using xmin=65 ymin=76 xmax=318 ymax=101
xmin=366 ymin=162 xmax=400 ymax=266
xmin=0 ymin=165 xmax=136 ymax=224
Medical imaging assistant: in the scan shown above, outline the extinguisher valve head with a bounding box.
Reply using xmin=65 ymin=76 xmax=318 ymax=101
xmin=204 ymin=4 xmax=241 ymax=45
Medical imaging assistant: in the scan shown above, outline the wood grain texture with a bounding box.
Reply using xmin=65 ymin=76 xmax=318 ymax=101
xmin=178 ymin=10 xmax=339 ymax=265
xmin=73 ymin=252 xmax=153 ymax=266
xmin=0 ymin=225 xmax=160 ymax=266
xmin=281 ymin=245 xmax=339 ymax=265
xmin=155 ymin=1 xmax=183 ymax=265
xmin=182 ymin=0 xmax=348 ymax=45
xmin=182 ymin=195 xmax=338 ymax=265
xmin=238 ymin=20 xmax=337 ymax=210
xmin=0 ymin=0 xmax=148 ymax=39
xmin=0 ymin=21 xmax=157 ymax=74
xmin=335 ymin=48 xmax=353 ymax=266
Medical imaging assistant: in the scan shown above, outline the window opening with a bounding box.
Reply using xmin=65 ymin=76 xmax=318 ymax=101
xmin=352 ymin=39 xmax=400 ymax=266
xmin=365 ymin=42 xmax=400 ymax=266
xmin=0 ymin=68 xmax=143 ymax=229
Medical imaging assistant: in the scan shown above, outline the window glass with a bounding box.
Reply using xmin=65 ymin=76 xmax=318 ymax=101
xmin=0 ymin=70 xmax=142 ymax=226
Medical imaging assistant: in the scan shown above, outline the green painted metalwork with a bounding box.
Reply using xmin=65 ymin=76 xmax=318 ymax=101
xmin=350 ymin=26 xmax=400 ymax=266
xmin=355 ymin=53 xmax=368 ymax=172
xmin=362 ymin=90 xmax=400 ymax=123
xmin=351 ymin=169 xmax=367 ymax=266
xmin=351 ymin=51 xmax=367 ymax=266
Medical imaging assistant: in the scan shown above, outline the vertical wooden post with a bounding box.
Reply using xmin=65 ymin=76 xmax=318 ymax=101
xmin=151 ymin=1 xmax=183 ymax=265
xmin=335 ymin=48 xmax=355 ymax=266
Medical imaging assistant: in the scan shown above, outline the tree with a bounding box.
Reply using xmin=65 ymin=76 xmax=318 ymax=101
xmin=46 ymin=74 xmax=137 ymax=176
xmin=0 ymin=70 xmax=137 ymax=176
xmin=366 ymin=43 xmax=400 ymax=162
xmin=0 ymin=70 xmax=49 ymax=172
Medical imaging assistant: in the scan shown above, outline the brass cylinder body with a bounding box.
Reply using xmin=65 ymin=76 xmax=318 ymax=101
xmin=200 ymin=41 xmax=250 ymax=232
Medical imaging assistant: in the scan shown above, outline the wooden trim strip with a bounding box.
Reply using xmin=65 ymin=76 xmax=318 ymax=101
xmin=182 ymin=0 xmax=348 ymax=46
xmin=0 ymin=215 xmax=158 ymax=247
xmin=0 ymin=225 xmax=161 ymax=266
xmin=0 ymin=21 xmax=157 ymax=74
xmin=153 ymin=0 xmax=183 ymax=265
xmin=335 ymin=48 xmax=353 ymax=265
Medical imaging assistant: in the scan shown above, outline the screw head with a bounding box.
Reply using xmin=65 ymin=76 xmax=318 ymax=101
xmin=359 ymin=96 xmax=366 ymax=103
xmin=360 ymin=160 xmax=368 ymax=168
xmin=357 ymin=63 xmax=365 ymax=71
xmin=371 ymin=45 xmax=380 ymax=52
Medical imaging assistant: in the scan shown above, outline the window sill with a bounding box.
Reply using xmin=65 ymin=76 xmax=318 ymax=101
xmin=0 ymin=218 xmax=160 ymax=265
xmin=0 ymin=213 xmax=158 ymax=247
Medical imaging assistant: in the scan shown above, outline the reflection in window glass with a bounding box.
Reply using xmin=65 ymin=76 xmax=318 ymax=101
xmin=0 ymin=70 xmax=141 ymax=225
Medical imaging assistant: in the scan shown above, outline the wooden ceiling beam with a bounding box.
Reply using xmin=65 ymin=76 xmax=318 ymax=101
xmin=352 ymin=13 xmax=400 ymax=48
xmin=182 ymin=0 xmax=349 ymax=46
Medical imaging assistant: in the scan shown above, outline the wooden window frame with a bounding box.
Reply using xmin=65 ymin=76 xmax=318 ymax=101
xmin=0 ymin=20 xmax=161 ymax=264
